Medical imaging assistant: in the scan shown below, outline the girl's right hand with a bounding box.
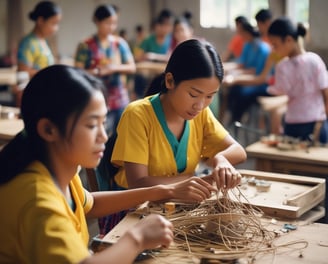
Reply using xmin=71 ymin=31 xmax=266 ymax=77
xmin=129 ymin=214 xmax=174 ymax=250
xmin=170 ymin=176 xmax=216 ymax=202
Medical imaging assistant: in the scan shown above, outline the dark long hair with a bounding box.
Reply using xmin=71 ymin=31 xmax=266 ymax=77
xmin=29 ymin=1 xmax=61 ymax=21
xmin=93 ymin=4 xmax=116 ymax=22
xmin=0 ymin=65 xmax=105 ymax=184
xmin=145 ymin=39 xmax=224 ymax=96
xmin=268 ymin=17 xmax=307 ymax=40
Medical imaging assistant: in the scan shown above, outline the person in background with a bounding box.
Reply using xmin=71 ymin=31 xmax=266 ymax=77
xmin=119 ymin=28 xmax=128 ymax=41
xmin=170 ymin=11 xmax=194 ymax=51
xmin=223 ymin=9 xmax=284 ymax=134
xmin=221 ymin=16 xmax=248 ymax=62
xmin=129 ymin=24 xmax=147 ymax=58
xmin=255 ymin=9 xmax=273 ymax=44
xmin=75 ymin=4 xmax=136 ymax=135
xmin=267 ymin=17 xmax=328 ymax=143
xmin=226 ymin=22 xmax=271 ymax=124
xmin=134 ymin=9 xmax=174 ymax=62
xmin=133 ymin=9 xmax=174 ymax=99
xmin=17 ymin=1 xmax=61 ymax=78
xmin=15 ymin=1 xmax=61 ymax=107
xmin=0 ymin=65 xmax=218 ymax=263
xmin=111 ymin=39 xmax=246 ymax=199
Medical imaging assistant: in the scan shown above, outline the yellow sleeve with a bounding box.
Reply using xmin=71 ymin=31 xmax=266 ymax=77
xmin=112 ymin=102 xmax=150 ymax=167
xmin=20 ymin=185 xmax=90 ymax=263
xmin=201 ymin=108 xmax=229 ymax=158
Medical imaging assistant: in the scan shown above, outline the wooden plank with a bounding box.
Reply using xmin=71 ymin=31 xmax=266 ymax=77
xmin=246 ymin=141 xmax=328 ymax=166
xmin=238 ymin=170 xmax=325 ymax=218
xmin=239 ymin=169 xmax=326 ymax=184
xmin=0 ymin=119 xmax=24 ymax=140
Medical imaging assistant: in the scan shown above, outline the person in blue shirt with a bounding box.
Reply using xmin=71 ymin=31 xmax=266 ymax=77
xmin=227 ymin=22 xmax=271 ymax=123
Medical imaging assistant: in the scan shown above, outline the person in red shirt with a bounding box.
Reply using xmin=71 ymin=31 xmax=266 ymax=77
xmin=222 ymin=16 xmax=248 ymax=62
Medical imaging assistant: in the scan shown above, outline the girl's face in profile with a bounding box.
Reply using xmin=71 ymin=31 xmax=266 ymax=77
xmin=269 ymin=35 xmax=293 ymax=57
xmin=57 ymin=91 xmax=108 ymax=169
xmin=166 ymin=75 xmax=220 ymax=120
xmin=38 ymin=14 xmax=62 ymax=38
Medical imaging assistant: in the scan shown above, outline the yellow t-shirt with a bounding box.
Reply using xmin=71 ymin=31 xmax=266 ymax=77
xmin=112 ymin=96 xmax=229 ymax=188
xmin=0 ymin=161 xmax=93 ymax=263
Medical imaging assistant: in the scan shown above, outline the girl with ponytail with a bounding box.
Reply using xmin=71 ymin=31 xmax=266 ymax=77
xmin=268 ymin=17 xmax=328 ymax=143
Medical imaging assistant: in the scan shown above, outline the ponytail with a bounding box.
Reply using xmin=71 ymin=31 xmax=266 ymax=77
xmin=269 ymin=17 xmax=307 ymax=40
xmin=0 ymin=131 xmax=37 ymax=184
xmin=144 ymin=73 xmax=166 ymax=97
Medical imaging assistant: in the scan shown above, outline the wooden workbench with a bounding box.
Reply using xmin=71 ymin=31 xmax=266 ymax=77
xmin=0 ymin=118 xmax=23 ymax=144
xmin=136 ymin=61 xmax=166 ymax=76
xmin=246 ymin=141 xmax=328 ymax=222
xmin=91 ymin=169 xmax=327 ymax=263
xmin=246 ymin=141 xmax=328 ymax=177
xmin=0 ymin=67 xmax=16 ymax=86
xmin=95 ymin=211 xmax=328 ymax=264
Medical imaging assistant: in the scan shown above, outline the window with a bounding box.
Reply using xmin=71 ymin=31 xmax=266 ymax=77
xmin=286 ymin=0 xmax=309 ymax=26
xmin=200 ymin=0 xmax=269 ymax=28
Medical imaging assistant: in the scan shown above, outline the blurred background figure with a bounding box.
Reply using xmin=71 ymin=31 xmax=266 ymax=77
xmin=268 ymin=17 xmax=328 ymax=144
xmin=75 ymin=4 xmax=135 ymax=135
xmin=255 ymin=9 xmax=273 ymax=44
xmin=15 ymin=1 xmax=62 ymax=107
xmin=170 ymin=11 xmax=194 ymax=51
xmin=222 ymin=15 xmax=248 ymax=62
xmin=225 ymin=22 xmax=271 ymax=125
xmin=134 ymin=9 xmax=174 ymax=62
xmin=129 ymin=24 xmax=147 ymax=59
xmin=133 ymin=9 xmax=174 ymax=99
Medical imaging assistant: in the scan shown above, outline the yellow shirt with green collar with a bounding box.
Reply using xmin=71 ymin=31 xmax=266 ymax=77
xmin=0 ymin=161 xmax=93 ymax=263
xmin=112 ymin=95 xmax=229 ymax=188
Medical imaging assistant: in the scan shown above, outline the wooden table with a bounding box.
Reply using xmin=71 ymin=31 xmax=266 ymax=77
xmin=246 ymin=141 xmax=328 ymax=222
xmin=0 ymin=67 xmax=16 ymax=85
xmin=90 ymin=169 xmax=327 ymax=263
xmin=0 ymin=118 xmax=23 ymax=144
xmin=246 ymin=141 xmax=328 ymax=176
xmin=136 ymin=61 xmax=166 ymax=77
xmin=95 ymin=210 xmax=328 ymax=264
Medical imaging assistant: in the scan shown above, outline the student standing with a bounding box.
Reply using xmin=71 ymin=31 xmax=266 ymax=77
xmin=0 ymin=65 xmax=216 ymax=263
xmin=15 ymin=1 xmax=61 ymax=106
xmin=75 ymin=4 xmax=136 ymax=134
xmin=17 ymin=1 xmax=61 ymax=78
xmin=268 ymin=17 xmax=328 ymax=143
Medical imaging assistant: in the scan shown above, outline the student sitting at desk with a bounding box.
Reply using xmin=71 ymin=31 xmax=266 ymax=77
xmin=0 ymin=65 xmax=218 ymax=264
xmin=221 ymin=15 xmax=248 ymax=62
xmin=226 ymin=22 xmax=271 ymax=124
xmin=97 ymin=40 xmax=247 ymax=235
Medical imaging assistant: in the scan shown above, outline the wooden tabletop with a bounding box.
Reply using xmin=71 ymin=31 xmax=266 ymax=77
xmin=136 ymin=61 xmax=166 ymax=76
xmin=0 ymin=118 xmax=24 ymax=141
xmin=0 ymin=67 xmax=17 ymax=85
xmin=246 ymin=141 xmax=328 ymax=165
xmin=96 ymin=211 xmax=328 ymax=264
xmin=92 ymin=169 xmax=327 ymax=263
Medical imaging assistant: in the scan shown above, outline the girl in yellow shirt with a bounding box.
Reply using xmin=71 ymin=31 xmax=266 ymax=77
xmin=0 ymin=65 xmax=217 ymax=264
xmin=112 ymin=40 xmax=246 ymax=192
